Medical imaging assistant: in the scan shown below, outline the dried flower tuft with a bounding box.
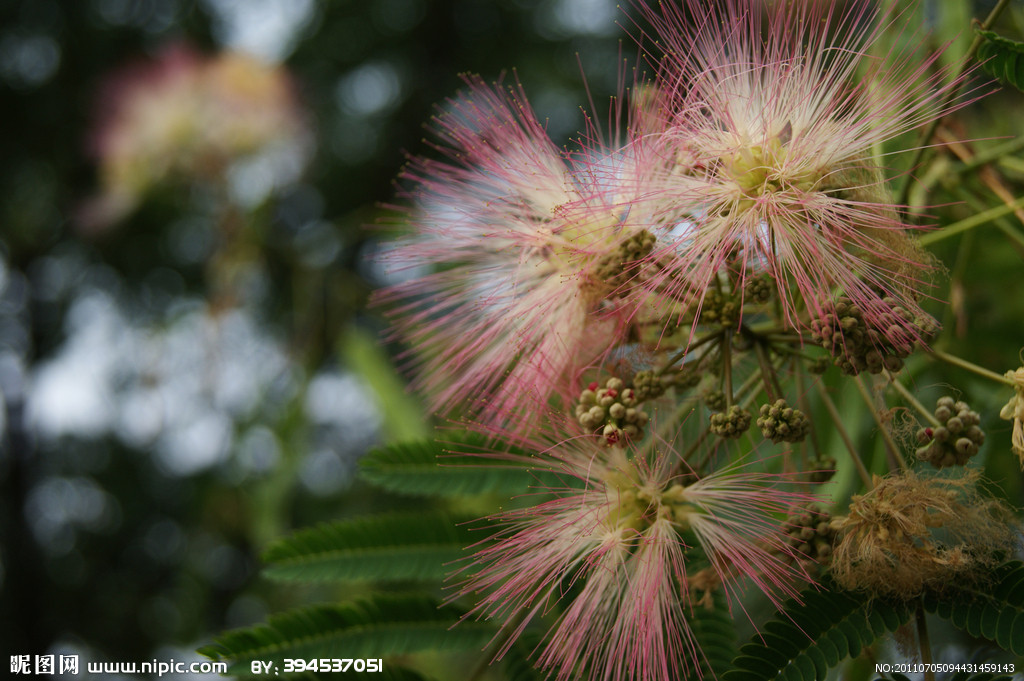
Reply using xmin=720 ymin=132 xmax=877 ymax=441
xmin=831 ymin=470 xmax=1014 ymax=599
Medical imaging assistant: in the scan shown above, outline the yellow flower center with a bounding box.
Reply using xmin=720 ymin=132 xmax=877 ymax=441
xmin=724 ymin=137 xmax=819 ymax=204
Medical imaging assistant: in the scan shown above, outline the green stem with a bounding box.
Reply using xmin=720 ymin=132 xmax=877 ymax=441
xmin=644 ymin=394 xmax=702 ymax=459
xmin=897 ymin=0 xmax=1014 ymax=206
xmin=656 ymin=330 xmax=722 ymax=377
xmin=940 ymin=212 xmax=975 ymax=335
xmin=953 ymin=186 xmax=1024 ymax=258
xmin=853 ymin=375 xmax=908 ymax=471
xmin=763 ymin=333 xmax=804 ymax=343
xmin=675 ymin=367 xmax=765 ymax=475
xmin=885 ymin=371 xmax=942 ymax=428
xmin=772 ymin=343 xmax=820 ymax=363
xmin=679 ymin=425 xmax=714 ymax=471
xmin=690 ymin=384 xmax=767 ymax=476
xmin=816 ymin=382 xmax=874 ymax=488
xmin=752 ymin=342 xmax=778 ymax=402
xmin=930 ymin=348 xmax=1015 ymax=386
xmin=722 ymin=335 xmax=734 ymax=409
xmin=796 ymin=364 xmax=822 ymax=461
xmin=954 ymin=135 xmax=1024 ymax=175
xmin=918 ymin=195 xmax=1024 ymax=245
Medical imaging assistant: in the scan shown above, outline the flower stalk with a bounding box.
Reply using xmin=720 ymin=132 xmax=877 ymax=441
xmin=930 ymin=348 xmax=1017 ymax=386
xmin=816 ymin=382 xmax=874 ymax=487
xmin=898 ymin=0 xmax=1015 ymax=206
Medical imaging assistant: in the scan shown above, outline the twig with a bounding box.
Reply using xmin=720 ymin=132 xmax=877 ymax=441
xmin=722 ymin=334 xmax=734 ymax=408
xmin=918 ymin=195 xmax=1024 ymax=245
xmin=816 ymin=382 xmax=874 ymax=488
xmin=656 ymin=330 xmax=723 ymax=377
xmin=897 ymin=0 xmax=1014 ymax=206
xmin=930 ymin=348 xmax=1015 ymax=386
xmin=853 ymin=374 xmax=907 ymax=471
xmin=884 ymin=370 xmax=942 ymax=428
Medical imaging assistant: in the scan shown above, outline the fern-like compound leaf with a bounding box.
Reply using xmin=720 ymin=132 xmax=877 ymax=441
xmin=199 ymin=594 xmax=495 ymax=676
xmin=724 ymin=586 xmax=911 ymax=681
xmin=922 ymin=560 xmax=1024 ymax=656
xmin=262 ymin=511 xmax=481 ymax=583
xmin=359 ymin=432 xmax=564 ymax=497
xmin=976 ymin=29 xmax=1024 ymax=91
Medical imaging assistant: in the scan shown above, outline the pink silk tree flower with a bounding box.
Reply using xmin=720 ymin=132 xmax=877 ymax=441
xmin=451 ymin=433 xmax=815 ymax=681
xmin=376 ymin=75 xmax=671 ymax=424
xmin=631 ymin=0 xmax=976 ymax=353
xmin=81 ymin=44 xmax=309 ymax=231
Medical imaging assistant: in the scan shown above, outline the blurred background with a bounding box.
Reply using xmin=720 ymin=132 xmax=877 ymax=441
xmin=0 ymin=0 xmax=643 ymax=673
xmin=0 ymin=0 xmax=1022 ymax=677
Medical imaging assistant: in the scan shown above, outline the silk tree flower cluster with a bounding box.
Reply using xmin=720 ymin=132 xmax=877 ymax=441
xmin=451 ymin=429 xmax=814 ymax=680
xmin=82 ymin=44 xmax=310 ymax=230
xmin=633 ymin=0 xmax=959 ymax=338
xmin=375 ymin=1 xmax=1015 ymax=680
xmin=379 ymin=0 xmax=970 ymax=428
xmin=379 ymin=76 xmax=669 ymax=425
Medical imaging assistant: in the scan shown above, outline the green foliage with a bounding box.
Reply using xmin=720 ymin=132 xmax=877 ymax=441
xmin=922 ymin=560 xmax=1024 ymax=655
xmin=261 ymin=511 xmax=482 ymax=583
xmin=976 ymin=29 xmax=1024 ymax=91
xmin=199 ymin=594 xmax=496 ymax=676
xmin=724 ymin=587 xmax=911 ymax=681
xmin=501 ymin=633 xmax=545 ymax=681
xmin=692 ymin=599 xmax=739 ymax=678
xmin=721 ymin=563 xmax=1024 ymax=681
xmin=360 ymin=432 xmax=562 ymax=497
xmin=340 ymin=328 xmax=429 ymax=443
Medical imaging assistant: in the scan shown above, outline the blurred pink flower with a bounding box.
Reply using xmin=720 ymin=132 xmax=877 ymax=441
xmin=81 ymin=44 xmax=309 ymax=230
xmin=452 ymin=432 xmax=814 ymax=680
xmin=633 ymin=0 xmax=974 ymax=342
xmin=376 ymin=76 xmax=670 ymax=424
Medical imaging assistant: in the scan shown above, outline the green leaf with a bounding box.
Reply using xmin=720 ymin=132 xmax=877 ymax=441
xmin=976 ymin=29 xmax=1024 ymax=92
xmin=201 ymin=594 xmax=496 ymax=676
xmin=692 ymin=600 xmax=739 ymax=678
xmin=339 ymin=327 xmax=429 ymax=443
xmin=262 ymin=512 xmax=480 ymax=583
xmin=723 ymin=585 xmax=911 ymax=681
xmin=360 ymin=432 xmax=565 ymax=497
xmin=922 ymin=561 xmax=1024 ymax=656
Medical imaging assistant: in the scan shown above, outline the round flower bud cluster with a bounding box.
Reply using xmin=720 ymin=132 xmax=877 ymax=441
xmin=595 ymin=229 xmax=657 ymax=290
xmin=698 ymin=288 xmax=741 ymax=326
xmin=632 ymin=366 xmax=701 ymax=401
xmin=808 ymin=456 xmax=837 ymax=483
xmin=668 ymin=365 xmax=702 ymax=391
xmin=757 ymin=399 xmax=811 ymax=443
xmin=810 ymin=296 xmax=935 ymax=375
xmin=709 ymin=405 xmax=751 ymax=439
xmin=743 ymin=274 xmax=773 ymax=304
xmin=806 ymin=356 xmax=831 ymax=375
xmin=703 ymin=388 xmax=727 ymax=412
xmin=631 ymin=370 xmax=667 ymax=401
xmin=576 ymin=378 xmax=650 ymax=446
xmin=783 ymin=504 xmax=836 ymax=574
xmin=915 ymin=397 xmax=985 ymax=468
